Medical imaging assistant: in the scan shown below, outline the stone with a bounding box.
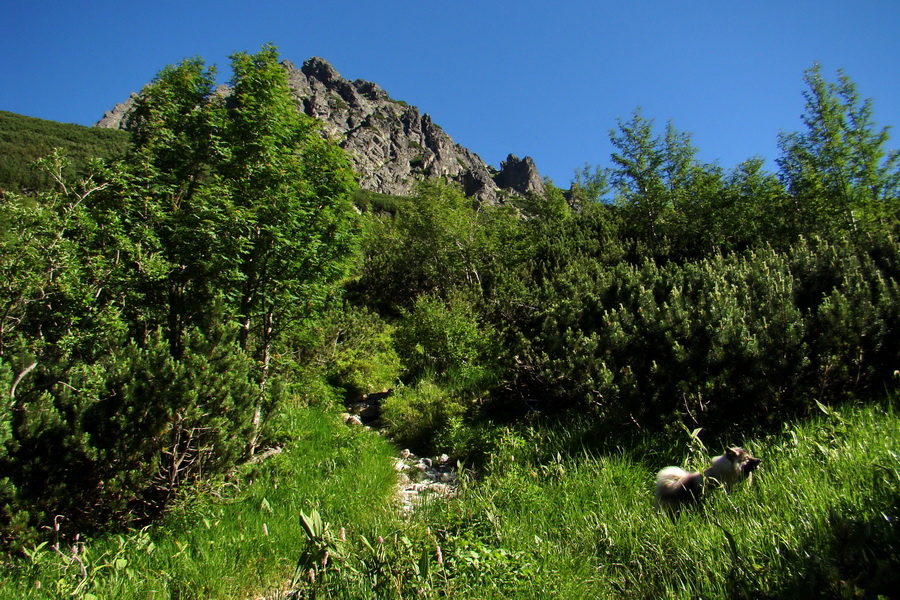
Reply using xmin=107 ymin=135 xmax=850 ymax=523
xmin=95 ymin=92 xmax=138 ymax=129
xmin=342 ymin=413 xmax=364 ymax=427
xmin=391 ymin=449 xmax=460 ymax=514
xmin=348 ymin=401 xmax=379 ymax=421
xmin=428 ymin=483 xmax=450 ymax=496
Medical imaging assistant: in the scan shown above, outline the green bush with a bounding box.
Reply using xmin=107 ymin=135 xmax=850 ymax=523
xmin=380 ymin=380 xmax=467 ymax=452
xmin=395 ymin=292 xmax=501 ymax=385
xmin=0 ymin=110 xmax=130 ymax=193
xmin=352 ymin=180 xmax=525 ymax=314
xmin=318 ymin=304 xmax=401 ymax=400
xmin=513 ymin=234 xmax=900 ymax=434
xmin=0 ymin=46 xmax=360 ymax=547
xmin=0 ymin=328 xmax=258 ymax=547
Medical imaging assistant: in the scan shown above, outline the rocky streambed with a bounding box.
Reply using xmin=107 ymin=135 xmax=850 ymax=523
xmin=393 ymin=449 xmax=459 ymax=513
xmin=342 ymin=394 xmax=460 ymax=514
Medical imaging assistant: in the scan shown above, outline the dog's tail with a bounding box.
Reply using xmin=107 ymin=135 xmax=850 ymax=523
xmin=656 ymin=466 xmax=688 ymax=489
xmin=655 ymin=466 xmax=690 ymax=510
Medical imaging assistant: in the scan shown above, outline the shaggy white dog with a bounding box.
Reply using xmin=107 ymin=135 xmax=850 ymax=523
xmin=655 ymin=447 xmax=761 ymax=513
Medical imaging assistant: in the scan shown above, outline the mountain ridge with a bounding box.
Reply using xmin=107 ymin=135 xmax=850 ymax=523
xmin=95 ymin=56 xmax=544 ymax=204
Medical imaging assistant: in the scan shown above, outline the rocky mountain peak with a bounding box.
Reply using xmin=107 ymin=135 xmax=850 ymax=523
xmin=302 ymin=56 xmax=343 ymax=85
xmin=96 ymin=56 xmax=543 ymax=204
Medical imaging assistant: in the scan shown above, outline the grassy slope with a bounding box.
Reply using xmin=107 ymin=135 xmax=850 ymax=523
xmin=424 ymin=400 xmax=899 ymax=599
xmin=0 ymin=111 xmax=130 ymax=192
xmin=0 ymin=407 xmax=401 ymax=599
xmin=2 ymin=398 xmax=896 ymax=599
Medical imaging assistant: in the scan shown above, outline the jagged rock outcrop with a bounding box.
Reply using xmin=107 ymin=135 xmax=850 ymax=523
xmin=95 ymin=57 xmax=543 ymax=204
xmin=493 ymin=154 xmax=544 ymax=196
xmin=95 ymin=92 xmax=138 ymax=129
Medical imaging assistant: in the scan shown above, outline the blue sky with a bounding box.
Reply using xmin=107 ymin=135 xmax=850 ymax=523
xmin=2 ymin=1 xmax=898 ymax=186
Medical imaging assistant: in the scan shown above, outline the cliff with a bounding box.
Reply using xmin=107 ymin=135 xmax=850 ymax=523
xmin=96 ymin=57 xmax=544 ymax=204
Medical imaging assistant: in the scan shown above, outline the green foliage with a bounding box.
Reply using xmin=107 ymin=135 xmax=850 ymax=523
xmin=511 ymin=178 xmax=572 ymax=221
xmin=410 ymin=401 xmax=900 ymax=599
xmin=120 ymin=44 xmax=359 ymax=358
xmin=608 ymin=109 xmax=690 ymax=250
xmin=778 ymin=64 xmax=900 ymax=238
xmin=575 ymin=67 xmax=900 ymax=259
xmin=352 ymin=188 xmax=409 ymax=215
xmin=2 ymin=58 xmax=900 ymax=598
xmin=0 ymin=150 xmax=130 ymax=363
xmin=482 ymin=68 xmax=897 ymax=438
xmin=293 ymin=508 xmax=347 ymax=590
xmin=0 ymin=407 xmax=401 ymax=599
xmin=0 ymin=326 xmax=257 ymax=547
xmin=0 ymin=394 xmax=897 ymax=598
xmin=105 ymin=44 xmax=359 ymax=456
xmin=377 ymin=288 xmax=503 ymax=453
xmin=315 ymin=304 xmax=401 ymax=400
xmin=395 ymin=292 xmax=500 ymax=382
xmin=706 ymin=156 xmax=795 ymax=251
xmin=306 ymin=400 xmax=897 ymax=598
xmin=0 ymin=110 xmax=130 ymax=193
xmin=0 ymin=45 xmax=360 ymax=546
xmin=513 ymin=233 xmax=899 ymax=433
xmin=570 ymin=162 xmax=611 ymax=207
xmin=353 ymin=180 xmax=523 ymax=312
xmin=83 ymin=328 xmax=257 ymax=505
xmin=381 ymin=380 xmax=468 ymax=452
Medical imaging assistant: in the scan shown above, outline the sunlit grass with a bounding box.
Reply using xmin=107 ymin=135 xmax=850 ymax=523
xmin=0 ymin=407 xmax=401 ymax=599
xmin=2 ymin=399 xmax=897 ymax=598
xmin=419 ymin=399 xmax=899 ymax=598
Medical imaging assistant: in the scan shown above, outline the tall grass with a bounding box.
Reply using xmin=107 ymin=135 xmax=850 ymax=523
xmin=0 ymin=407 xmax=401 ymax=599
xmin=418 ymin=399 xmax=899 ymax=598
xmin=2 ymin=400 xmax=897 ymax=598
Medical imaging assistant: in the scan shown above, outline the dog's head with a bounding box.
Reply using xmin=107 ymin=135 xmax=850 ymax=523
xmin=725 ymin=446 xmax=761 ymax=476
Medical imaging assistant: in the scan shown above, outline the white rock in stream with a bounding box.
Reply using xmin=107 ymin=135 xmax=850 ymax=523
xmin=392 ymin=451 xmax=459 ymax=513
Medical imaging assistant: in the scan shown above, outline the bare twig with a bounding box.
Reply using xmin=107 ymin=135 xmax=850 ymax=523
xmin=248 ymin=446 xmax=284 ymax=465
xmin=9 ymin=361 xmax=38 ymax=399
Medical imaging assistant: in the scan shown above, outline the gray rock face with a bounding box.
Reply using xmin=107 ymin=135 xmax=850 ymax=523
xmin=494 ymin=154 xmax=545 ymax=196
xmin=95 ymin=92 xmax=138 ymax=129
xmin=95 ymin=57 xmax=542 ymax=204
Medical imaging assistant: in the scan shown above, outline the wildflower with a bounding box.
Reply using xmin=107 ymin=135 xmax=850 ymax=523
xmin=436 ymin=545 xmax=444 ymax=565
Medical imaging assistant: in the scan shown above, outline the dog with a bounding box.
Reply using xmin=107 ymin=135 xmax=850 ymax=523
xmin=654 ymin=447 xmax=761 ymax=513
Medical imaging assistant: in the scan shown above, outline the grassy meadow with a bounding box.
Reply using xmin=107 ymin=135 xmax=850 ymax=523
xmin=1 ymin=397 xmax=896 ymax=599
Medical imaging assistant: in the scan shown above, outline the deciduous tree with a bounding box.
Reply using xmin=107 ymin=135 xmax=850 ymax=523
xmin=778 ymin=64 xmax=900 ymax=237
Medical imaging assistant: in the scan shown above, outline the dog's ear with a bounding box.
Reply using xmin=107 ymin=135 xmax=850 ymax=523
xmin=725 ymin=447 xmax=740 ymax=460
